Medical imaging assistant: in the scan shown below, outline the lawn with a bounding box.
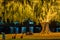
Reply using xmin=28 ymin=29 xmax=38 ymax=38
xmin=3 ymin=38 xmax=57 ymax=40
xmin=0 ymin=34 xmax=2 ymax=38
xmin=1 ymin=38 xmax=60 ymax=40
xmin=1 ymin=33 xmax=60 ymax=40
xmin=7 ymin=38 xmax=41 ymax=40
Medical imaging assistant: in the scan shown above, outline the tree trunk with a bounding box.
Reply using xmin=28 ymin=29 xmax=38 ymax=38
xmin=41 ymin=22 xmax=51 ymax=34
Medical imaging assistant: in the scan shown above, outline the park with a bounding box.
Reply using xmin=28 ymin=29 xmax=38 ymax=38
xmin=0 ymin=0 xmax=60 ymax=40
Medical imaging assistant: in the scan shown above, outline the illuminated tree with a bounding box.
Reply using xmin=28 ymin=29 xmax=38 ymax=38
xmin=2 ymin=0 xmax=60 ymax=34
xmin=5 ymin=1 xmax=21 ymax=23
xmin=4 ymin=0 xmax=34 ymax=24
xmin=0 ymin=0 xmax=4 ymax=20
xmin=32 ymin=0 xmax=59 ymax=33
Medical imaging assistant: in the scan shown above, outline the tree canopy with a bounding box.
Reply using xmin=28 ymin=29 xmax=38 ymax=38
xmin=0 ymin=0 xmax=60 ymax=24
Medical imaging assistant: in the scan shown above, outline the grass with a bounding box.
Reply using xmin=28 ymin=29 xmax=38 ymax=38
xmin=0 ymin=34 xmax=2 ymax=38
xmin=2 ymin=38 xmax=60 ymax=40
xmin=0 ymin=38 xmax=40 ymax=40
xmin=4 ymin=38 xmax=56 ymax=40
xmin=1 ymin=33 xmax=60 ymax=40
xmin=9 ymin=39 xmax=40 ymax=40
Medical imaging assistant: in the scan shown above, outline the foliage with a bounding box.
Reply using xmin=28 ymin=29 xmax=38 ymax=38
xmin=0 ymin=0 xmax=60 ymax=24
xmin=0 ymin=0 xmax=4 ymax=17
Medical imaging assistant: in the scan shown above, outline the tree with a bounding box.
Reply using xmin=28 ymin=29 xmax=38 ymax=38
xmin=0 ymin=0 xmax=4 ymax=21
xmin=3 ymin=0 xmax=60 ymax=34
xmin=4 ymin=0 xmax=34 ymax=24
xmin=32 ymin=0 xmax=59 ymax=33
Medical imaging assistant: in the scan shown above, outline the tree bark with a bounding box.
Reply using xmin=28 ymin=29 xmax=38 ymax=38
xmin=40 ymin=22 xmax=51 ymax=34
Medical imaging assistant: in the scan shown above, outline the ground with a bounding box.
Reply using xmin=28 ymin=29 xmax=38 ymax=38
xmin=0 ymin=33 xmax=60 ymax=40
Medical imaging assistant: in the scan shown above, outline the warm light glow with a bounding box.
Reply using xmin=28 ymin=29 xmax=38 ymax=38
xmin=0 ymin=0 xmax=60 ymax=24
